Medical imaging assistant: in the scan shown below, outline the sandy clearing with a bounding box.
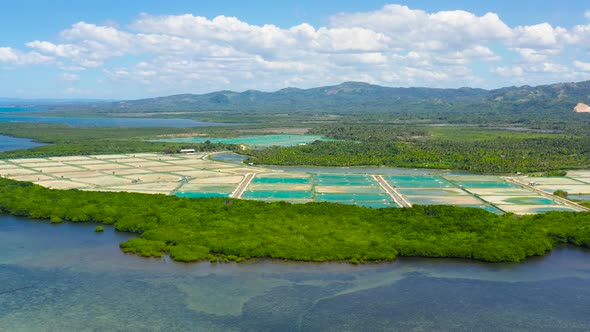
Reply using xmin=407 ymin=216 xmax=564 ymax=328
xmin=81 ymin=187 xmax=172 ymax=194
xmin=574 ymin=102 xmax=590 ymax=113
xmin=9 ymin=174 xmax=54 ymax=182
xmin=30 ymin=166 xmax=83 ymax=173
xmin=443 ymin=175 xmax=503 ymax=182
xmin=537 ymin=185 xmax=590 ymax=194
xmin=497 ymin=204 xmax=582 ymax=214
xmin=47 ymin=156 xmax=93 ymax=162
xmin=97 ymin=168 xmax=151 ymax=175
xmin=121 ymin=173 xmax=182 ymax=182
xmin=164 ymin=159 xmax=210 ymax=165
xmin=1 ymin=169 xmax=38 ymax=175
xmin=106 ymin=182 xmax=180 ymax=191
xmin=91 ymin=154 xmax=136 ymax=159
xmin=21 ymin=162 xmax=65 ymax=168
xmin=467 ymin=188 xmax=535 ymax=196
xmin=65 ymin=159 xmax=110 ymax=165
xmin=34 ymin=179 xmax=93 ymax=190
xmin=519 ymin=177 xmax=584 ymax=185
xmin=81 ymin=163 xmax=134 ymax=171
xmin=51 ymin=171 xmax=103 ymax=178
xmin=177 ymin=184 xmax=237 ymax=192
xmin=8 ymin=158 xmax=50 ymax=164
xmin=175 ymin=170 xmax=231 ymax=178
xmin=69 ymin=175 xmax=133 ymax=186
xmin=145 ymin=166 xmax=196 ymax=173
xmin=189 ymin=176 xmax=244 ymax=184
xmin=480 ymin=195 xmax=547 ymax=205
xmin=122 ymin=161 xmax=173 ymax=168
xmin=0 ymin=164 xmax=23 ymax=170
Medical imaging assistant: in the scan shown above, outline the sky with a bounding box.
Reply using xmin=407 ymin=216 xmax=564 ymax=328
xmin=2 ymin=0 xmax=590 ymax=99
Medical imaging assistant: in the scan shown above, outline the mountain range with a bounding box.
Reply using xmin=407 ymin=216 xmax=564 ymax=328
xmin=69 ymin=80 xmax=590 ymax=116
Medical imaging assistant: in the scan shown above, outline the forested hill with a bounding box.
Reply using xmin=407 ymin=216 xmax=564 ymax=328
xmin=53 ymin=80 xmax=590 ymax=116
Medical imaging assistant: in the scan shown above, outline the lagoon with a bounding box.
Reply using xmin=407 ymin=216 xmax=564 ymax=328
xmin=0 ymin=114 xmax=230 ymax=128
xmin=1 ymin=215 xmax=589 ymax=331
xmin=0 ymin=134 xmax=46 ymax=152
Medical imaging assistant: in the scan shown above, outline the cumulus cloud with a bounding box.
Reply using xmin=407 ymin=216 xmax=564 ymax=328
xmin=0 ymin=47 xmax=54 ymax=65
xmin=2 ymin=4 xmax=590 ymax=93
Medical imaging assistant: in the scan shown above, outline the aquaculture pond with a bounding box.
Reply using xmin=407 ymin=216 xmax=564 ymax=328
xmin=1 ymin=215 xmax=590 ymax=331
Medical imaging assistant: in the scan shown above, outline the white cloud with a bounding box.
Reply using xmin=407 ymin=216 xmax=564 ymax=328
xmin=585 ymin=11 xmax=590 ymax=20
xmin=574 ymin=60 xmax=590 ymax=71
xmin=0 ymin=47 xmax=54 ymax=65
xmin=59 ymin=73 xmax=80 ymax=81
xmin=3 ymin=4 xmax=590 ymax=93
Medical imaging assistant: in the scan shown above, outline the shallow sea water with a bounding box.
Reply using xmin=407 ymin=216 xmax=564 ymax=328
xmin=1 ymin=215 xmax=590 ymax=331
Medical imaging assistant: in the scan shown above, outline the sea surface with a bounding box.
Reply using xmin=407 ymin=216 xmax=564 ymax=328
xmin=0 ymin=114 xmax=232 ymax=128
xmin=0 ymin=134 xmax=46 ymax=152
xmin=1 ymin=215 xmax=589 ymax=331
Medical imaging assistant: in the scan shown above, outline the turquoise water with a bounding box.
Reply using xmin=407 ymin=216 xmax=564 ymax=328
xmin=252 ymin=177 xmax=310 ymax=184
xmin=242 ymin=190 xmax=313 ymax=200
xmin=176 ymin=192 xmax=230 ymax=198
xmin=316 ymin=193 xmax=390 ymax=202
xmin=504 ymin=197 xmax=555 ymax=205
xmin=153 ymin=134 xmax=334 ymax=147
xmin=314 ymin=174 xmax=376 ymax=186
xmin=2 ymin=216 xmax=590 ymax=331
xmin=0 ymin=134 xmax=46 ymax=152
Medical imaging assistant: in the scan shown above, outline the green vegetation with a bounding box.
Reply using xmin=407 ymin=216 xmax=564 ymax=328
xmin=246 ymin=124 xmax=590 ymax=173
xmin=554 ymin=190 xmax=569 ymax=198
xmin=0 ymin=124 xmax=240 ymax=158
xmin=0 ymin=177 xmax=589 ymax=263
xmin=95 ymin=225 xmax=104 ymax=232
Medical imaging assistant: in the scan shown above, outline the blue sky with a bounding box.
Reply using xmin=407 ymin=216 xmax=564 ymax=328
xmin=1 ymin=1 xmax=590 ymax=99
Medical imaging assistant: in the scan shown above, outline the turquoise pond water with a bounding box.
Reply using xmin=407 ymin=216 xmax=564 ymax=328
xmin=314 ymin=174 xmax=376 ymax=186
xmin=153 ymin=134 xmax=334 ymax=147
xmin=2 ymin=215 xmax=590 ymax=331
xmin=252 ymin=177 xmax=310 ymax=184
xmin=503 ymin=197 xmax=556 ymax=205
xmin=242 ymin=191 xmax=313 ymax=200
xmin=315 ymin=193 xmax=391 ymax=202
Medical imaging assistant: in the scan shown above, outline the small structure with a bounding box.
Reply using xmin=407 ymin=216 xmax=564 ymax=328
xmin=179 ymin=149 xmax=196 ymax=154
xmin=528 ymin=181 xmax=537 ymax=186
xmin=178 ymin=176 xmax=190 ymax=182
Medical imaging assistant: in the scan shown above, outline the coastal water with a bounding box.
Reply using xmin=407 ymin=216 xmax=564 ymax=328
xmin=0 ymin=113 xmax=231 ymax=128
xmin=1 ymin=215 xmax=589 ymax=331
xmin=0 ymin=134 xmax=46 ymax=152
